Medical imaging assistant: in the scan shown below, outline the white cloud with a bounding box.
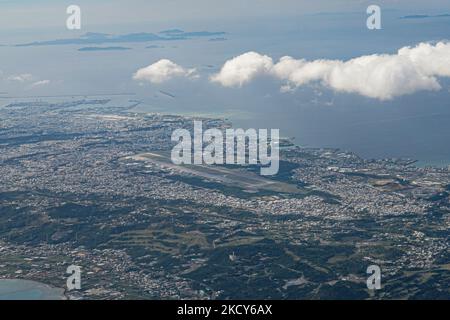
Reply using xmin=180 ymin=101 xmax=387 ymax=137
xmin=7 ymin=73 xmax=34 ymax=82
xmin=398 ymin=42 xmax=450 ymax=78
xmin=273 ymin=53 xmax=440 ymax=100
xmin=212 ymin=42 xmax=450 ymax=100
xmin=4 ymin=73 xmax=51 ymax=89
xmin=30 ymin=79 xmax=50 ymax=87
xmin=133 ymin=59 xmax=197 ymax=84
xmin=210 ymin=52 xmax=273 ymax=87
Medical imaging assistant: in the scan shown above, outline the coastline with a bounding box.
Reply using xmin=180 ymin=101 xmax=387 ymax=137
xmin=0 ymin=279 xmax=66 ymax=300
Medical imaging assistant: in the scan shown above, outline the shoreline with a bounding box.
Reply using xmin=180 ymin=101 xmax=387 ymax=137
xmin=130 ymin=107 xmax=450 ymax=170
xmin=0 ymin=279 xmax=66 ymax=300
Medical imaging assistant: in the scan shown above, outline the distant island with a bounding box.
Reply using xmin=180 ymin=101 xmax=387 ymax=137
xmin=400 ymin=14 xmax=450 ymax=19
xmin=208 ymin=37 xmax=227 ymax=42
xmin=78 ymin=46 xmax=131 ymax=52
xmin=16 ymin=30 xmax=226 ymax=47
xmin=145 ymin=45 xmax=164 ymax=49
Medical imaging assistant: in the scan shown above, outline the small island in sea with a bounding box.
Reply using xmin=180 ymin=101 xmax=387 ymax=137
xmin=78 ymin=46 xmax=131 ymax=52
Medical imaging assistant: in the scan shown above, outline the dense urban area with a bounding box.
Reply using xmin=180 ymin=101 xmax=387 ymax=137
xmin=0 ymin=98 xmax=449 ymax=299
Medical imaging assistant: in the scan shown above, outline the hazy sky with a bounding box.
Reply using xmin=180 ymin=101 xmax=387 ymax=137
xmin=1 ymin=0 xmax=450 ymax=30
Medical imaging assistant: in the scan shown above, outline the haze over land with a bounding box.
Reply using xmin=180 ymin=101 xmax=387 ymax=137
xmin=1 ymin=2 xmax=450 ymax=164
